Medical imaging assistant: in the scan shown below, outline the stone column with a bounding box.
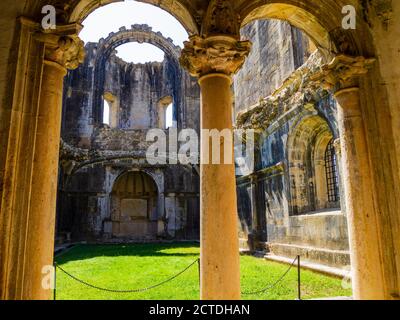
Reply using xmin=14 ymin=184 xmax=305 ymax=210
xmin=165 ymin=193 xmax=177 ymax=237
xmin=312 ymin=55 xmax=387 ymax=299
xmin=180 ymin=35 xmax=251 ymax=300
xmin=249 ymin=174 xmax=259 ymax=249
xmin=22 ymin=30 xmax=84 ymax=299
xmin=335 ymin=87 xmax=386 ymax=299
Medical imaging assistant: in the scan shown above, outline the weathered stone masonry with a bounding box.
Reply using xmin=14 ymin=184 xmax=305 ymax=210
xmin=57 ymin=25 xmax=201 ymax=242
xmin=59 ymin=20 xmax=350 ymax=269
xmin=234 ymin=20 xmax=349 ymax=269
xmin=1 ymin=0 xmax=400 ymax=300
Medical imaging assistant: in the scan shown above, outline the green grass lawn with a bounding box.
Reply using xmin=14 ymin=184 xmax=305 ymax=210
xmin=54 ymin=243 xmax=351 ymax=300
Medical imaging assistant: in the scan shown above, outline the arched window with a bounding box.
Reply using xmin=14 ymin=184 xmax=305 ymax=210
xmin=158 ymin=96 xmax=175 ymax=129
xmin=288 ymin=116 xmax=341 ymax=215
xmin=166 ymin=103 xmax=173 ymax=129
xmin=103 ymin=92 xmax=118 ymax=127
xmin=325 ymin=139 xmax=340 ymax=203
xmin=103 ymin=99 xmax=111 ymax=125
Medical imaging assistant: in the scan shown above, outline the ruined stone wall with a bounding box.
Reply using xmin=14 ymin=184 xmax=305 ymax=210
xmin=234 ymin=20 xmax=349 ymax=269
xmin=234 ymin=20 xmax=312 ymax=117
xmin=103 ymin=55 xmax=174 ymax=130
xmin=57 ymin=27 xmax=201 ymax=242
xmin=58 ymin=19 xmax=350 ymax=268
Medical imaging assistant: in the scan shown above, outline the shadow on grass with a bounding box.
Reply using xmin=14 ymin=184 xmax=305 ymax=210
xmin=56 ymin=242 xmax=200 ymax=265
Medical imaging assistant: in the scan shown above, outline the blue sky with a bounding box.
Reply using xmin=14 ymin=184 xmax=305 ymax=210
xmin=80 ymin=0 xmax=188 ymax=63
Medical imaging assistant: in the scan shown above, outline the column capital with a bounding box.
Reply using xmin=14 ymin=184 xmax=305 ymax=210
xmin=311 ymin=55 xmax=376 ymax=92
xmin=33 ymin=23 xmax=85 ymax=71
xmin=179 ymin=35 xmax=251 ymax=78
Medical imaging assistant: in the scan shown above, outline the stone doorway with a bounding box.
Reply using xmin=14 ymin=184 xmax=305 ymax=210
xmin=111 ymin=171 xmax=159 ymax=240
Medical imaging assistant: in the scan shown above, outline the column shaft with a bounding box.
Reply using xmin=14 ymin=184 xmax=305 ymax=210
xmin=22 ymin=61 xmax=66 ymax=299
xmin=335 ymin=87 xmax=386 ymax=299
xmin=199 ymin=74 xmax=241 ymax=300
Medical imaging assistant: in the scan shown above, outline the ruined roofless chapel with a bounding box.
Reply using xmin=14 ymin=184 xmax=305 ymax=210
xmin=0 ymin=0 xmax=399 ymax=301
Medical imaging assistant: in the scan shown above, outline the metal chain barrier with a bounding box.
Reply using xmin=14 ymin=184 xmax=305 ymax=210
xmin=55 ymin=258 xmax=200 ymax=294
xmin=55 ymin=255 xmax=302 ymax=299
xmin=241 ymin=256 xmax=300 ymax=297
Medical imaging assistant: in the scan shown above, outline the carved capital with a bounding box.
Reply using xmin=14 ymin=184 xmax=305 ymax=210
xmin=35 ymin=24 xmax=85 ymax=70
xmin=45 ymin=36 xmax=85 ymax=70
xmin=311 ymin=55 xmax=376 ymax=92
xmin=180 ymin=35 xmax=251 ymax=78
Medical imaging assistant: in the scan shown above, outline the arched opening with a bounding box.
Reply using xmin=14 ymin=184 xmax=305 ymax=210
xmin=2 ymin=0 xmax=398 ymax=301
xmin=158 ymin=96 xmax=175 ymax=129
xmin=287 ymin=115 xmax=340 ymax=215
xmin=231 ymin=2 xmax=400 ymax=300
xmin=324 ymin=139 xmax=340 ymax=206
xmin=234 ymin=18 xmax=317 ymax=118
xmin=166 ymin=103 xmax=174 ymax=129
xmin=103 ymin=99 xmax=110 ymax=125
xmin=102 ymin=92 xmax=119 ymax=128
xmin=110 ymin=171 xmax=159 ymax=239
xmin=69 ymin=0 xmax=198 ymax=36
xmin=84 ymin=24 xmax=184 ymax=129
xmin=57 ymin=3 xmax=200 ymax=248
xmin=240 ymin=3 xmax=335 ymax=55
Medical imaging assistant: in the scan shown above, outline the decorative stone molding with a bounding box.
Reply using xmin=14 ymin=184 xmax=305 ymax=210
xmin=236 ymin=51 xmax=327 ymax=130
xmin=45 ymin=35 xmax=85 ymax=69
xmin=34 ymin=23 xmax=85 ymax=70
xmin=311 ymin=55 xmax=376 ymax=91
xmin=60 ymin=139 xmax=90 ymax=162
xmin=60 ymin=139 xmax=173 ymax=176
xmin=180 ymin=35 xmax=251 ymax=77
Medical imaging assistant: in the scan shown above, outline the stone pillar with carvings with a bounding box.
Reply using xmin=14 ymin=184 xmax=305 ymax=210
xmin=22 ymin=25 xmax=84 ymax=300
xmin=312 ymin=55 xmax=388 ymax=299
xmin=179 ymin=1 xmax=251 ymax=300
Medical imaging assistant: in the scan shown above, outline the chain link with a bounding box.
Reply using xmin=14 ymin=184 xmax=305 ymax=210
xmin=55 ymin=258 xmax=199 ymax=294
xmin=56 ymin=256 xmax=299 ymax=296
xmin=241 ymin=256 xmax=298 ymax=295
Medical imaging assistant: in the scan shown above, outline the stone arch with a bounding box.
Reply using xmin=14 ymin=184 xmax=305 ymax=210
xmin=2 ymin=0 xmax=397 ymax=300
xmin=96 ymin=24 xmax=181 ymax=62
xmin=68 ymin=0 xmax=198 ymax=35
xmin=45 ymin=0 xmax=377 ymax=58
xmin=239 ymin=1 xmax=375 ymax=58
xmin=92 ymin=24 xmax=182 ymax=125
xmin=110 ymin=170 xmax=160 ymax=239
xmin=287 ymin=115 xmax=339 ymax=215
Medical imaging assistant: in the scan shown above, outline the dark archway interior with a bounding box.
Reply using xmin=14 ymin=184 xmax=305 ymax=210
xmin=111 ymin=171 xmax=159 ymax=239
